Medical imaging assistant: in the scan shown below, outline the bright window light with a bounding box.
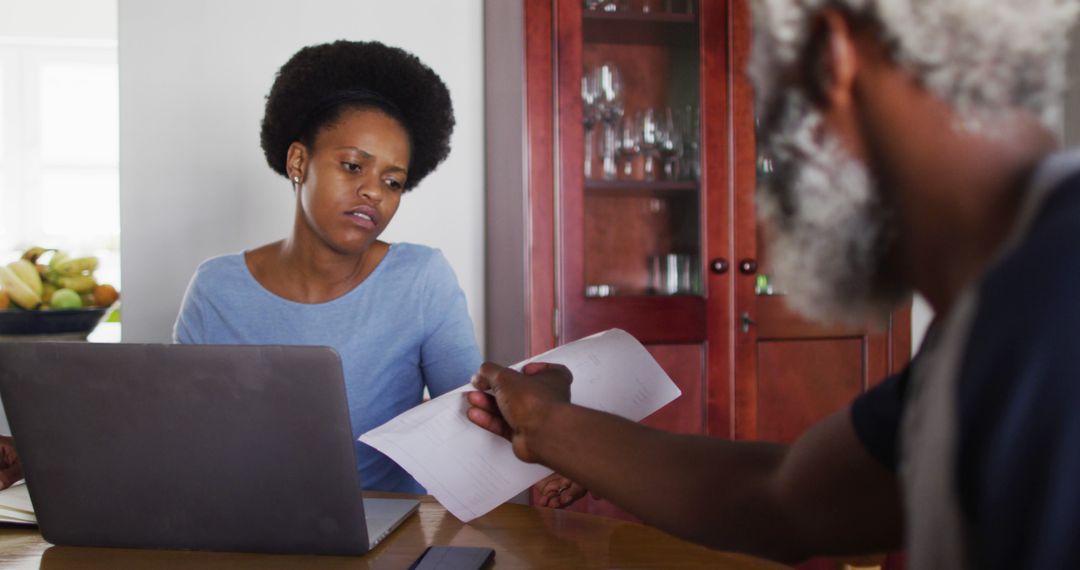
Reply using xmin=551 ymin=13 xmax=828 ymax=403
xmin=0 ymin=63 xmax=6 ymax=245
xmin=0 ymin=63 xmax=5 ymax=156
xmin=39 ymin=168 xmax=120 ymax=239
xmin=0 ymin=45 xmax=119 ymax=292
xmin=40 ymin=62 xmax=119 ymax=165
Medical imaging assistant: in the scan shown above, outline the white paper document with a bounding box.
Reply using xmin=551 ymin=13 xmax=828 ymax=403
xmin=0 ymin=480 xmax=36 ymax=525
xmin=360 ymin=328 xmax=681 ymax=522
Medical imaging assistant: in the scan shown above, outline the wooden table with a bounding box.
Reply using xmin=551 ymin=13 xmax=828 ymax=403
xmin=0 ymin=494 xmax=787 ymax=569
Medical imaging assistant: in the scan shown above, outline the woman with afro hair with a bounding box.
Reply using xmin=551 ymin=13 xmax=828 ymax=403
xmin=172 ymin=40 xmax=486 ymax=494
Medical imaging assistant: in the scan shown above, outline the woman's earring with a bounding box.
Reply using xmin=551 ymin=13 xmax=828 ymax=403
xmin=292 ymin=176 xmax=301 ymax=184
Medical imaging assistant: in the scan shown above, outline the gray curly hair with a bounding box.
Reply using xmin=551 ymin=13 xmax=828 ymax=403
xmin=750 ymin=0 xmax=1080 ymax=132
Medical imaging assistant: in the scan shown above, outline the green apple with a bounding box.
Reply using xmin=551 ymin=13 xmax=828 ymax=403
xmin=50 ymin=288 xmax=82 ymax=310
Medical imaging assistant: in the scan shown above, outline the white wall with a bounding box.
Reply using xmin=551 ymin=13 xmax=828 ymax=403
xmin=117 ymin=0 xmax=486 ymax=347
xmin=0 ymin=0 xmax=115 ymax=41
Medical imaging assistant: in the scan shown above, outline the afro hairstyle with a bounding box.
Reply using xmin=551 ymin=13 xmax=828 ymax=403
xmin=260 ymin=40 xmax=455 ymax=191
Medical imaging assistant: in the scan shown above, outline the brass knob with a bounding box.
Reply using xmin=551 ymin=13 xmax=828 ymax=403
xmin=709 ymin=258 xmax=729 ymax=275
xmin=738 ymin=259 xmax=758 ymax=275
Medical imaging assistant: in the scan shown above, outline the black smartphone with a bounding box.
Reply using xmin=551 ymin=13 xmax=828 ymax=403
xmin=408 ymin=546 xmax=496 ymax=570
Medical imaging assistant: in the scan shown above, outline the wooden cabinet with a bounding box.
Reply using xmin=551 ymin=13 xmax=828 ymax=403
xmin=484 ymin=0 xmax=909 ymax=523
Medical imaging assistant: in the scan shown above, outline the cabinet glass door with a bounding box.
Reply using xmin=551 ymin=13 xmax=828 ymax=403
xmin=579 ymin=0 xmax=701 ymax=299
xmin=753 ymin=119 xmax=784 ymax=297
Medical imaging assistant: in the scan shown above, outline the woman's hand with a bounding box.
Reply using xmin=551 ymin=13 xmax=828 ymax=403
xmin=465 ymin=361 xmax=572 ymax=464
xmin=0 ymin=435 xmax=22 ymax=490
xmin=532 ymin=473 xmax=587 ymax=508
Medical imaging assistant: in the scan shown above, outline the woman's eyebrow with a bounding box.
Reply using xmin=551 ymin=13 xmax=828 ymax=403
xmin=335 ymin=146 xmax=373 ymax=158
xmin=335 ymin=146 xmax=407 ymax=173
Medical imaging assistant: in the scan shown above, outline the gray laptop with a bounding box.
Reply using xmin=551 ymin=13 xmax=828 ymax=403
xmin=0 ymin=342 xmax=418 ymax=555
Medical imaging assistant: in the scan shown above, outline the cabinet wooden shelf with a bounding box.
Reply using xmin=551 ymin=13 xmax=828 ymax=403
xmin=583 ymin=10 xmax=697 ymax=45
xmin=582 ymin=10 xmax=696 ymax=24
xmin=584 ymin=180 xmax=698 ymax=195
xmin=574 ymin=294 xmax=705 ymax=344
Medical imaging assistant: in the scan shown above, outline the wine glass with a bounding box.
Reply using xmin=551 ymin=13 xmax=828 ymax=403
xmin=601 ymin=123 xmax=620 ymax=181
xmin=581 ymin=69 xmax=601 ymax=179
xmin=590 ymin=0 xmax=628 ymax=12
xmin=637 ymin=108 xmax=662 ymax=181
xmin=659 ymin=107 xmax=683 ymax=180
xmin=617 ymin=114 xmax=640 ymax=179
xmin=640 ymin=0 xmax=664 ymax=13
xmin=682 ymin=104 xmax=701 ymax=180
xmin=596 ymin=63 xmax=623 ymax=123
xmin=596 ymin=63 xmax=623 ymax=180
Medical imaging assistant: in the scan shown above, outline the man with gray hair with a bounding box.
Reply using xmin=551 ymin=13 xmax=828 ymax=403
xmin=467 ymin=1 xmax=1080 ymax=568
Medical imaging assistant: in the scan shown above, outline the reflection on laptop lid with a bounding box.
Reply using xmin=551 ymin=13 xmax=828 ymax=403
xmin=0 ymin=342 xmax=417 ymax=555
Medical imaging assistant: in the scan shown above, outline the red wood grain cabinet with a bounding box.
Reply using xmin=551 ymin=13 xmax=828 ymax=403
xmin=484 ymin=0 xmax=910 ymax=535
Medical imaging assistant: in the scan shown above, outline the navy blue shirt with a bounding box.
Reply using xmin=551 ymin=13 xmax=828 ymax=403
xmin=851 ymin=171 xmax=1080 ymax=569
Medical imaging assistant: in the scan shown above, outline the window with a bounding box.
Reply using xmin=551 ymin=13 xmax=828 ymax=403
xmin=0 ymin=51 xmax=9 ymax=247
xmin=0 ymin=42 xmax=119 ymax=289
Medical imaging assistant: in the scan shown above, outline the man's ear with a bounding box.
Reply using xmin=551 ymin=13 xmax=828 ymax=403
xmin=805 ymin=8 xmax=859 ymax=110
xmin=286 ymin=142 xmax=309 ymax=183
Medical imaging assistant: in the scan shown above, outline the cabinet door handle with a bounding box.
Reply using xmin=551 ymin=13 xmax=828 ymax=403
xmin=738 ymin=259 xmax=758 ymax=275
xmin=740 ymin=312 xmax=756 ymax=333
xmin=709 ymin=258 xmax=729 ymax=275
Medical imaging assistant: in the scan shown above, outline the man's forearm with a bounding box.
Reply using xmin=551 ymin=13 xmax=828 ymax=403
xmin=522 ymin=402 xmax=903 ymax=561
xmin=524 ymin=402 xmax=801 ymax=559
xmin=469 ymin=361 xmax=901 ymax=559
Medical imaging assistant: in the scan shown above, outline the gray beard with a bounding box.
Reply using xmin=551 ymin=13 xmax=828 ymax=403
xmin=757 ymin=93 xmax=908 ymax=326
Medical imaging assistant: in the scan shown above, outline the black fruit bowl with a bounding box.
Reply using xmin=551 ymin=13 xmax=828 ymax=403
xmin=0 ymin=307 xmax=109 ymax=338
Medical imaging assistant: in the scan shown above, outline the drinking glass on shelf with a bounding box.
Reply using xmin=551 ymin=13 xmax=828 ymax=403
xmin=681 ymin=104 xmax=701 ymax=181
xmin=659 ymin=107 xmax=683 ymax=180
xmin=637 ymin=108 xmax=663 ymax=181
xmin=596 ymin=63 xmax=624 ymax=181
xmin=601 ymin=117 xmax=620 ymax=180
xmin=585 ymin=0 xmax=629 ymax=12
xmin=639 ymin=0 xmax=665 ymax=14
xmin=648 ymin=253 xmax=697 ymax=295
xmin=581 ymin=69 xmax=602 ymax=179
xmin=617 ymin=114 xmax=640 ymax=179
xmin=596 ymin=63 xmax=623 ymax=123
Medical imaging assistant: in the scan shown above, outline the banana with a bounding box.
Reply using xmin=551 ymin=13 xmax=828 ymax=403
xmin=8 ymin=260 xmax=43 ymax=297
xmin=0 ymin=266 xmax=42 ymax=309
xmin=55 ymin=256 xmax=98 ymax=277
xmin=41 ymin=283 xmax=57 ymax=304
xmin=48 ymin=251 xmax=69 ymax=272
xmin=57 ymin=275 xmax=97 ymax=294
xmin=20 ymin=247 xmax=50 ymax=264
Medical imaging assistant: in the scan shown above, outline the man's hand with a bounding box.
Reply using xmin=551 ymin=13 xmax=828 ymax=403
xmin=465 ymin=361 xmax=572 ymax=463
xmin=0 ymin=435 xmax=22 ymax=490
xmin=532 ymin=473 xmax=587 ymax=508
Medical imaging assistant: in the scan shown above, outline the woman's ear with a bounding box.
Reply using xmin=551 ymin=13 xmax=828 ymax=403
xmin=286 ymin=142 xmax=309 ymax=185
xmin=805 ymin=8 xmax=859 ymax=110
